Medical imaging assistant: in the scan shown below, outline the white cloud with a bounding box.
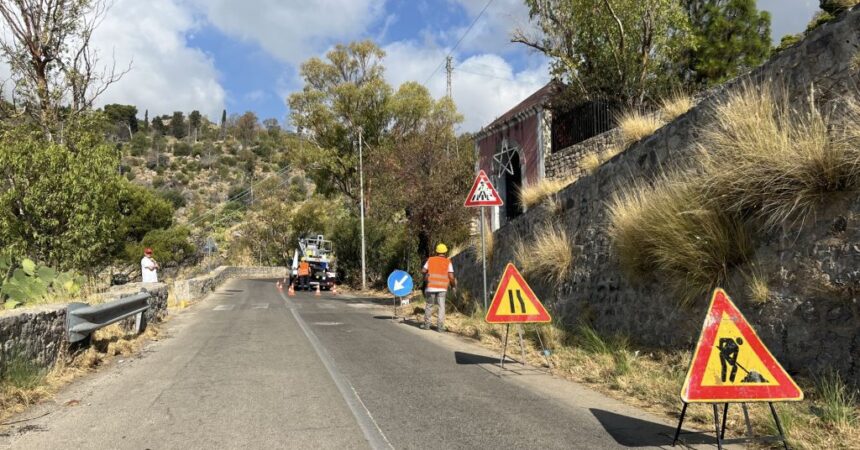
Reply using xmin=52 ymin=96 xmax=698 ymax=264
xmin=443 ymin=0 xmax=537 ymax=55
xmin=189 ymin=0 xmax=386 ymax=64
xmin=383 ymin=41 xmax=549 ymax=132
xmin=92 ymin=0 xmax=225 ymax=119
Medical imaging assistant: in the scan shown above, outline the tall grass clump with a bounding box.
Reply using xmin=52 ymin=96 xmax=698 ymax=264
xmin=608 ymin=175 xmax=754 ymax=305
xmin=1 ymin=353 xmax=46 ymax=390
xmin=518 ymin=176 xmax=574 ymax=209
xmin=471 ymin=226 xmax=494 ymax=264
xmin=617 ymin=110 xmax=664 ymax=148
xmin=700 ymin=85 xmax=860 ymax=231
xmin=513 ymin=222 xmax=574 ymax=286
xmin=660 ymin=93 xmax=694 ymax=122
xmin=814 ymin=369 xmax=858 ymax=431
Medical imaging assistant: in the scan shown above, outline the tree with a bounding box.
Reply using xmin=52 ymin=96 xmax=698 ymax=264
xmin=189 ymin=110 xmax=202 ymax=142
xmin=0 ymin=114 xmax=123 ymax=272
xmin=263 ymin=118 xmax=281 ymax=138
xmin=114 ymin=180 xmax=174 ymax=251
xmin=680 ymin=0 xmax=771 ymax=87
xmin=142 ymin=109 xmax=150 ymax=132
xmin=170 ymin=111 xmax=186 ymax=139
xmin=288 ymin=40 xmax=392 ymax=202
xmin=104 ymin=104 xmax=138 ymax=139
xmin=514 ymin=0 xmax=692 ymax=108
xmin=379 ymin=83 xmax=475 ymax=256
xmin=234 ymin=111 xmax=259 ymax=144
xmin=0 ymin=0 xmax=128 ymax=139
xmin=152 ymin=116 xmax=166 ymax=136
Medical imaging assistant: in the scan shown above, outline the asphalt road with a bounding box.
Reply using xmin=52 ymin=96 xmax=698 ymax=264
xmin=0 ymin=279 xmax=717 ymax=449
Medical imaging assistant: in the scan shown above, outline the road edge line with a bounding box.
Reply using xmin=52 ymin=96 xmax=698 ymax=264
xmin=278 ymin=289 xmax=394 ymax=450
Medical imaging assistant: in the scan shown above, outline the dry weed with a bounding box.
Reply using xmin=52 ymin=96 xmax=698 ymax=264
xmin=660 ymin=93 xmax=694 ymax=122
xmin=580 ymin=152 xmax=601 ymax=174
xmin=607 ymin=175 xmax=754 ymax=306
xmin=617 ymin=111 xmax=664 ymax=147
xmin=471 ymin=226 xmax=494 ymax=264
xmin=518 ymin=176 xmax=575 ymax=209
xmin=513 ymin=223 xmax=574 ymax=286
xmin=700 ymin=85 xmax=860 ymax=231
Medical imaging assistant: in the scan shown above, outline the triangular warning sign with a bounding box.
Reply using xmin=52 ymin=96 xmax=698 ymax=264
xmin=464 ymin=170 xmax=503 ymax=207
xmin=681 ymin=288 xmax=803 ymax=403
xmin=485 ymin=263 xmax=551 ymax=324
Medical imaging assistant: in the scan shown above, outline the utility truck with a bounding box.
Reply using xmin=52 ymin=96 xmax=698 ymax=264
xmin=289 ymin=235 xmax=337 ymax=291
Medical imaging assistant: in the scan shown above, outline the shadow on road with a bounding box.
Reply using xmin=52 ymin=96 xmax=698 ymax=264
xmin=590 ymin=408 xmax=714 ymax=447
xmin=454 ymin=351 xmax=499 ymax=365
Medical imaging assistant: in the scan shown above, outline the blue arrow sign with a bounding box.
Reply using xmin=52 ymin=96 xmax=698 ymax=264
xmin=387 ymin=270 xmax=413 ymax=297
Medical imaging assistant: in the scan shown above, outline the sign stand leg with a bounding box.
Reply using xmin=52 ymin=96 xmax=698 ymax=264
xmin=720 ymin=403 xmax=730 ymax=439
xmin=516 ymin=324 xmax=527 ymax=366
xmin=500 ymin=324 xmax=510 ymax=368
xmin=671 ymin=402 xmax=688 ymax=446
xmin=533 ymin=325 xmax=553 ymax=369
xmin=712 ymin=403 xmax=724 ymax=450
xmin=480 ymin=206 xmax=488 ymax=311
xmin=769 ymin=402 xmax=790 ymax=450
xmin=393 ymin=296 xmax=397 ymax=319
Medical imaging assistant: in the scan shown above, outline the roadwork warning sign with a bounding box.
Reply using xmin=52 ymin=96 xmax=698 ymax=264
xmin=464 ymin=170 xmax=503 ymax=207
xmin=681 ymin=288 xmax=803 ymax=403
xmin=485 ymin=263 xmax=551 ymax=323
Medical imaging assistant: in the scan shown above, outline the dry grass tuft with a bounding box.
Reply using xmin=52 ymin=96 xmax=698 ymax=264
xmin=518 ymin=176 xmax=575 ymax=209
xmin=617 ymin=111 xmax=664 ymax=148
xmin=580 ymin=152 xmax=602 ymax=174
xmin=700 ymin=85 xmax=860 ymax=231
xmin=607 ymin=175 xmax=754 ymax=305
xmin=513 ymin=222 xmax=574 ymax=286
xmin=852 ymin=52 xmax=860 ymax=71
xmin=660 ymin=93 xmax=694 ymax=122
xmin=744 ymin=268 xmax=770 ymax=304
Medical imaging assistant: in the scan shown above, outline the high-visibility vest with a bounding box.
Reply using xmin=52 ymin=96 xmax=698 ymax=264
xmin=298 ymin=261 xmax=310 ymax=276
xmin=426 ymin=256 xmax=451 ymax=290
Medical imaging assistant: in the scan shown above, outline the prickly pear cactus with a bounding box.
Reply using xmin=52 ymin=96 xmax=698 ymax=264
xmin=0 ymin=257 xmax=83 ymax=309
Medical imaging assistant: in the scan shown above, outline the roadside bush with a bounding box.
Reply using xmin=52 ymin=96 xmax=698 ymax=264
xmin=125 ymin=226 xmax=195 ymax=268
xmin=159 ymin=189 xmax=187 ymax=209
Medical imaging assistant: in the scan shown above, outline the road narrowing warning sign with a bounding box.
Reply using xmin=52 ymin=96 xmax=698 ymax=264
xmin=464 ymin=170 xmax=503 ymax=207
xmin=485 ymin=263 xmax=551 ymax=324
xmin=681 ymin=288 xmax=803 ymax=403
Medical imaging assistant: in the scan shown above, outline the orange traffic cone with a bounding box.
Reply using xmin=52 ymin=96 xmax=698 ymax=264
xmin=277 ymin=280 xmax=283 ymax=291
xmin=288 ymin=283 xmax=296 ymax=296
xmin=315 ymin=284 xmax=321 ymax=297
xmin=331 ymin=284 xmax=338 ymax=295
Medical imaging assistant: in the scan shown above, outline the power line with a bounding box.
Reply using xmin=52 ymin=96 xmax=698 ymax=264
xmin=422 ymin=0 xmax=496 ymax=86
xmin=186 ymin=164 xmax=292 ymax=227
xmin=454 ymin=67 xmax=514 ymax=81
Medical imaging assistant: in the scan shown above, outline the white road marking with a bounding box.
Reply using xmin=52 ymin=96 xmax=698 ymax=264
xmin=279 ymin=290 xmax=393 ymax=450
xmin=346 ymin=304 xmax=374 ymax=309
xmin=313 ymin=322 xmax=343 ymax=326
xmin=317 ymin=304 xmax=336 ymax=309
xmin=253 ymin=303 xmax=269 ymax=309
xmin=213 ymin=305 xmax=234 ymax=311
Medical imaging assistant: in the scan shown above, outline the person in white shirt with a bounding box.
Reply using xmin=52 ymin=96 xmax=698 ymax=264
xmin=141 ymin=248 xmax=159 ymax=283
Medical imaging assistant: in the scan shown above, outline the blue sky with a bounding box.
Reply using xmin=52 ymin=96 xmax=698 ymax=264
xmin=83 ymin=0 xmax=820 ymax=132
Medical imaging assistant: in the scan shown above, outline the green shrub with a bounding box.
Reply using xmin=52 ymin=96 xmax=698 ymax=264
xmin=814 ymin=369 xmax=858 ymax=430
xmin=172 ymin=142 xmax=192 ymax=157
xmin=125 ymin=226 xmax=195 ymax=267
xmin=159 ymin=189 xmax=186 ymax=209
xmin=152 ymin=176 xmax=165 ymax=189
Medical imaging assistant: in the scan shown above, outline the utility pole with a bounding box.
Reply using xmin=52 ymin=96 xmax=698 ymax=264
xmin=358 ymin=127 xmax=367 ymax=290
xmin=445 ymin=56 xmax=453 ymax=99
xmin=445 ymin=56 xmax=453 ymax=157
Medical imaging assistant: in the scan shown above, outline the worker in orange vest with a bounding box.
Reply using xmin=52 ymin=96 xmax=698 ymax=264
xmin=422 ymin=243 xmax=457 ymax=332
xmin=298 ymin=257 xmax=311 ymax=291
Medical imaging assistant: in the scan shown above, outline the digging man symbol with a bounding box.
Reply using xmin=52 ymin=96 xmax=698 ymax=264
xmin=718 ymin=337 xmax=742 ymax=383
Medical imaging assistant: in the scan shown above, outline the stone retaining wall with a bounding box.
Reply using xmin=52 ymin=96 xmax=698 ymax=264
xmin=0 ymin=283 xmax=169 ymax=375
xmin=172 ymin=266 xmax=286 ymax=303
xmin=454 ymin=9 xmax=860 ymax=385
xmin=545 ymin=129 xmax=620 ymax=181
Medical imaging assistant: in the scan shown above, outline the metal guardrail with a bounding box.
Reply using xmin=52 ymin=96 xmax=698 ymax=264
xmin=66 ymin=292 xmax=151 ymax=344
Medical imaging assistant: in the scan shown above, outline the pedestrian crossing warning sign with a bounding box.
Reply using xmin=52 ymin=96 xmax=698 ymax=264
xmin=464 ymin=170 xmax=503 ymax=207
xmin=681 ymin=288 xmax=803 ymax=403
xmin=485 ymin=263 xmax=551 ymax=324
